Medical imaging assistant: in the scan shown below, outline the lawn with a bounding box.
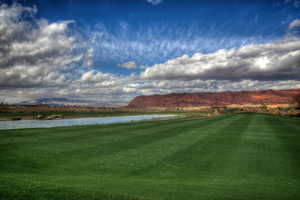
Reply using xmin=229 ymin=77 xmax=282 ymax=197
xmin=0 ymin=114 xmax=300 ymax=200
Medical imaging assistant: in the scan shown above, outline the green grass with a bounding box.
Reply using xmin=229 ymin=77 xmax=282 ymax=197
xmin=0 ymin=114 xmax=300 ymax=200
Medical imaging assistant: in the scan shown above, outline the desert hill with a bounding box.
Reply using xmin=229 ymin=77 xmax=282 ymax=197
xmin=128 ymin=88 xmax=300 ymax=108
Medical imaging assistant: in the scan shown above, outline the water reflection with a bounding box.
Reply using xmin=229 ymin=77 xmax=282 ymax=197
xmin=0 ymin=115 xmax=175 ymax=130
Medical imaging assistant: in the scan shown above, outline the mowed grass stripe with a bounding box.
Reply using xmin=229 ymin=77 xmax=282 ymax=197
xmin=45 ymin=115 xmax=235 ymax=173
xmin=96 ymin=114 xmax=242 ymax=176
xmin=0 ymin=115 xmax=232 ymax=174
xmin=198 ymin=114 xmax=300 ymax=200
xmin=128 ymin=114 xmax=246 ymax=177
xmin=138 ymin=114 xmax=252 ymax=179
xmin=228 ymin=114 xmax=288 ymax=178
xmin=265 ymin=115 xmax=300 ymax=178
xmin=1 ymin=114 xmax=300 ymax=200
xmin=0 ymin=177 xmax=146 ymax=200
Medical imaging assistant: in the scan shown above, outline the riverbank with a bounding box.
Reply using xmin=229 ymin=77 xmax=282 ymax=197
xmin=0 ymin=115 xmax=177 ymax=130
xmin=0 ymin=110 xmax=211 ymax=121
xmin=0 ymin=112 xmax=163 ymax=121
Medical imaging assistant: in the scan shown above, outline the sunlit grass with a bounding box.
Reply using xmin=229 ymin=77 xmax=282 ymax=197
xmin=1 ymin=114 xmax=300 ymax=200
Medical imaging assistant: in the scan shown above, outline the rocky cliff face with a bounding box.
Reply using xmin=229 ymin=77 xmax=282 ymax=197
xmin=128 ymin=89 xmax=300 ymax=108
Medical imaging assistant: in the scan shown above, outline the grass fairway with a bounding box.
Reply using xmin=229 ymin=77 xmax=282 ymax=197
xmin=0 ymin=114 xmax=300 ymax=200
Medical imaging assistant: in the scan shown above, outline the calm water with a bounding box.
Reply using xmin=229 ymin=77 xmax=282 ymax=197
xmin=0 ymin=115 xmax=175 ymax=130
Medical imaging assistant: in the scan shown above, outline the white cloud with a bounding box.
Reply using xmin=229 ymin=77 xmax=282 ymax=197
xmin=79 ymin=70 xmax=118 ymax=86
xmin=118 ymin=61 xmax=138 ymax=70
xmin=0 ymin=3 xmax=87 ymax=88
xmin=141 ymin=39 xmax=300 ymax=81
xmin=147 ymin=0 xmax=163 ymax=5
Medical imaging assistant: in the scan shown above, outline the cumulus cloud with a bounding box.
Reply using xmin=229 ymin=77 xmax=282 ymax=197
xmin=141 ymin=39 xmax=300 ymax=81
xmin=146 ymin=0 xmax=163 ymax=5
xmin=79 ymin=70 xmax=120 ymax=87
xmin=118 ymin=61 xmax=138 ymax=70
xmin=0 ymin=3 xmax=86 ymax=88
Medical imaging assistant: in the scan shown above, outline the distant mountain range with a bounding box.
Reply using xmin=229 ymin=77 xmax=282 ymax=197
xmin=17 ymin=98 xmax=125 ymax=107
xmin=17 ymin=98 xmax=92 ymax=106
xmin=14 ymin=88 xmax=300 ymax=108
xmin=128 ymin=88 xmax=300 ymax=108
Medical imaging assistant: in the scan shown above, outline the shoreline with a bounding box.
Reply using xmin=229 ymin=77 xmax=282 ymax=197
xmin=0 ymin=113 xmax=160 ymax=121
xmin=0 ymin=111 xmax=211 ymax=122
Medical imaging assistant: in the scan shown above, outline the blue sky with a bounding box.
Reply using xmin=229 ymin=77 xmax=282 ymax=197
xmin=0 ymin=0 xmax=300 ymax=105
xmin=18 ymin=0 xmax=300 ymax=74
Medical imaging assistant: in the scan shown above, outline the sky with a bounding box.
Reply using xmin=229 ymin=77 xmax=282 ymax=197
xmin=0 ymin=0 xmax=300 ymax=105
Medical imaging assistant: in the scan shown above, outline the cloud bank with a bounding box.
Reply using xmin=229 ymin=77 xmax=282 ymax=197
xmin=0 ymin=3 xmax=88 ymax=88
xmin=141 ymin=40 xmax=300 ymax=81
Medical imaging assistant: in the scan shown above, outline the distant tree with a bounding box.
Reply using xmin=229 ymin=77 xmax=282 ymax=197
xmin=260 ymin=104 xmax=268 ymax=110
